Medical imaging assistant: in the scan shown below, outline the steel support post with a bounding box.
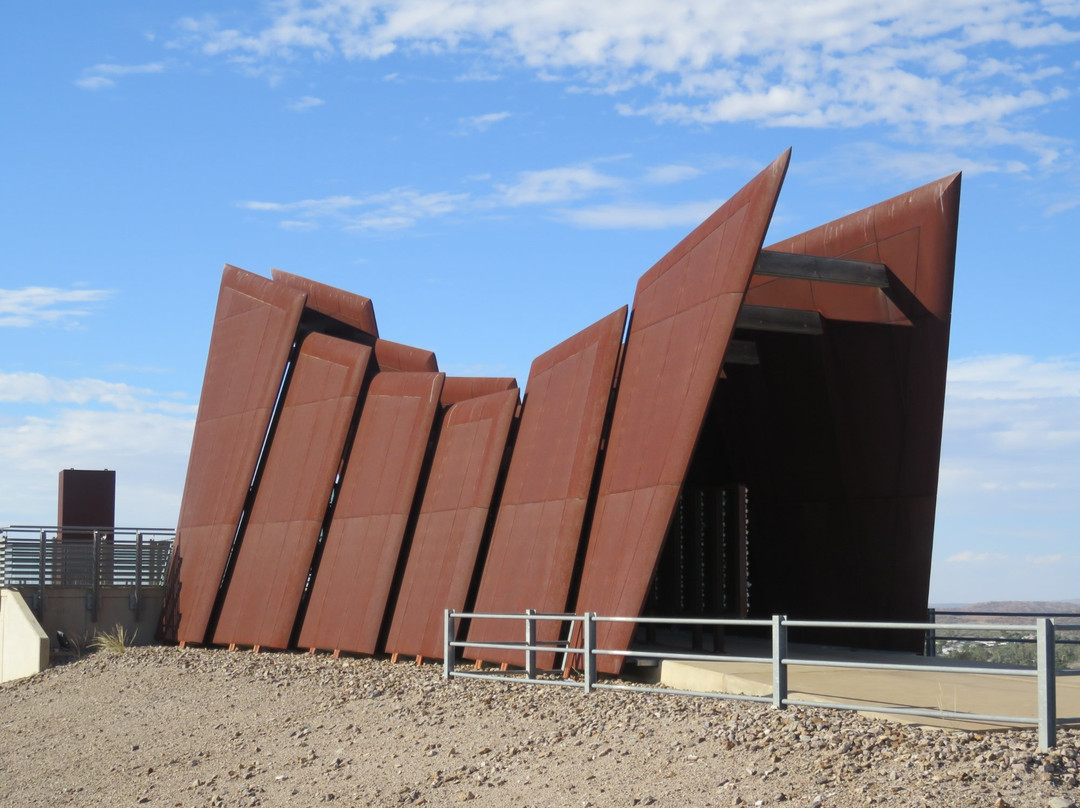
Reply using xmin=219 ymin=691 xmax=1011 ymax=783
xmin=133 ymin=531 xmax=143 ymax=621
xmin=525 ymin=609 xmax=537 ymax=679
xmin=37 ymin=529 xmax=46 ymax=617
xmin=1037 ymin=617 xmax=1057 ymax=749
xmin=772 ymin=614 xmax=788 ymax=709
xmin=443 ymin=609 xmax=454 ymax=680
xmin=583 ymin=613 xmax=596 ymax=693
xmin=924 ymin=607 xmax=936 ymax=657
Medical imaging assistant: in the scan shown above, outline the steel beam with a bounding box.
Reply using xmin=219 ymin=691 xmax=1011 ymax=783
xmin=755 ymin=250 xmax=889 ymax=288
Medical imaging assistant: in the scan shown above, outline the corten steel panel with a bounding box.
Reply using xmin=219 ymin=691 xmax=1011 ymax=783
xmin=728 ymin=173 xmax=961 ymax=643
xmin=298 ymin=371 xmax=444 ymax=654
xmin=374 ymin=339 xmax=438 ymax=373
xmin=440 ymin=376 xmax=518 ymax=406
xmin=271 ymin=268 xmax=379 ymax=335
xmin=160 ymin=266 xmax=306 ymax=645
xmin=467 ymin=306 xmax=627 ymax=668
xmin=574 ymin=151 xmax=790 ymax=674
xmin=57 ymin=469 xmax=116 ymax=538
xmin=56 ymin=469 xmax=116 ymax=586
xmin=211 ymin=334 xmax=371 ymax=650
xmin=384 ymin=387 xmax=520 ymax=659
xmin=745 ymin=273 xmax=909 ymax=326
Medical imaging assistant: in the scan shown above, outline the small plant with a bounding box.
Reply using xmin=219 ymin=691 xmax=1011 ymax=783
xmin=90 ymin=624 xmax=137 ymax=654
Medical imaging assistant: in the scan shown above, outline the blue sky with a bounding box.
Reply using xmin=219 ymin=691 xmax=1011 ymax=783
xmin=1 ymin=1 xmax=1078 ymax=604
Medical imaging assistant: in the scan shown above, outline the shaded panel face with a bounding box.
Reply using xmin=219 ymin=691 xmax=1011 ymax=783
xmin=575 ymin=152 xmax=790 ymax=674
xmin=723 ymin=174 xmax=960 ymax=637
xmin=161 ymin=266 xmax=306 ymax=645
xmin=271 ymin=268 xmax=379 ymax=336
xmin=211 ymin=334 xmax=371 ymax=649
xmin=466 ymin=306 xmax=627 ymax=667
xmin=383 ymin=387 xmax=520 ymax=660
xmin=298 ymin=371 xmax=444 ymax=655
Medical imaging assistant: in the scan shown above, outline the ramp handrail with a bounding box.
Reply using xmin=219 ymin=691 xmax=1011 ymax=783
xmin=444 ymin=610 xmax=1076 ymax=750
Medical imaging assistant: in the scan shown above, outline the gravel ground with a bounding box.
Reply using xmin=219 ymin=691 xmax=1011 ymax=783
xmin=2 ymin=646 xmax=1079 ymax=808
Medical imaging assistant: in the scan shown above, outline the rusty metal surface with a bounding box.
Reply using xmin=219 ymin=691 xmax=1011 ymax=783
xmin=439 ymin=376 xmax=518 ymax=406
xmin=211 ymin=334 xmax=371 ymax=650
xmin=373 ymin=339 xmax=438 ymax=372
xmin=721 ymin=173 xmax=960 ymax=647
xmin=57 ymin=469 xmax=115 ymax=539
xmin=744 ymin=273 xmax=909 ymax=326
xmin=271 ymin=268 xmax=378 ymax=335
xmin=298 ymin=371 xmax=444 ymax=655
xmin=467 ymin=307 xmax=627 ymax=667
xmin=384 ymin=387 xmax=520 ymax=659
xmin=575 ymin=152 xmax=790 ymax=674
xmin=161 ymin=265 xmax=306 ymax=645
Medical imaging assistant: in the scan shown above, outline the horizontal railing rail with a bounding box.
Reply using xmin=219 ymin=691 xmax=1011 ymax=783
xmin=444 ymin=610 xmax=1075 ymax=749
xmin=926 ymin=608 xmax=1080 ymax=652
xmin=1 ymin=526 xmax=175 ymax=595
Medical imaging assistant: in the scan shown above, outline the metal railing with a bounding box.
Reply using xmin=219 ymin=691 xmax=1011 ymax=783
xmin=926 ymin=608 xmax=1080 ymax=654
xmin=1 ymin=526 xmax=174 ymax=618
xmin=444 ymin=610 xmax=1080 ymax=750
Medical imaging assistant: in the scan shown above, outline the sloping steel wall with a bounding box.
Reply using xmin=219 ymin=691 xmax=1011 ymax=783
xmin=298 ymin=371 xmax=444 ymax=655
xmin=212 ymin=334 xmax=370 ymax=649
xmin=467 ymin=307 xmax=627 ymax=667
xmin=725 ymin=174 xmax=960 ymax=644
xmin=573 ymin=151 xmax=790 ymax=674
xmin=161 ymin=151 xmax=961 ymax=676
xmin=385 ymin=386 xmax=520 ymax=660
xmin=161 ymin=266 xmax=306 ymax=645
xmin=271 ymin=268 xmax=379 ymax=335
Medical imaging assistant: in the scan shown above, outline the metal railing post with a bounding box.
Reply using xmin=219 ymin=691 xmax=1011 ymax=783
xmin=583 ymin=612 xmax=596 ymax=693
xmin=1037 ymin=617 xmax=1057 ymax=749
xmin=924 ymin=607 xmax=937 ymax=657
xmin=133 ymin=531 xmax=143 ymax=620
xmin=525 ymin=609 xmax=537 ymax=680
xmin=772 ymin=614 xmax=788 ymax=709
xmin=37 ymin=529 xmax=47 ymax=616
xmin=89 ymin=530 xmax=100 ymax=622
xmin=444 ymin=609 xmax=454 ymax=680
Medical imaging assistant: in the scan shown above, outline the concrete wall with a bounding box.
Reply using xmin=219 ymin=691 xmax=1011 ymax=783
xmin=9 ymin=585 xmax=165 ymax=652
xmin=1 ymin=588 xmax=50 ymax=683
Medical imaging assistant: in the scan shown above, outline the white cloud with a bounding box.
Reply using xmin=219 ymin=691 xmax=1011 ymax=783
xmin=75 ymin=62 xmax=165 ymax=90
xmin=947 ymin=354 xmax=1080 ymax=401
xmin=0 ymin=371 xmax=196 ymax=415
xmin=459 ymin=111 xmax=511 ymax=132
xmin=946 ymin=550 xmax=1009 ymax=564
xmin=497 ymin=164 xmax=622 ymax=205
xmin=176 ymin=1 xmax=1078 ymax=162
xmin=644 ymin=164 xmax=702 ymax=184
xmin=240 ymin=189 xmax=469 ymax=231
xmin=0 ymin=373 xmax=196 ymax=527
xmin=937 ymin=354 xmax=1080 ymax=523
xmin=1026 ymin=553 xmax=1065 ymax=565
xmin=75 ymin=75 xmax=116 ymax=91
xmin=557 ymin=199 xmax=725 ymax=229
xmin=288 ymin=95 xmax=325 ymax=111
xmin=0 ymin=409 xmax=194 ymax=528
xmin=0 ymin=286 xmax=110 ymax=328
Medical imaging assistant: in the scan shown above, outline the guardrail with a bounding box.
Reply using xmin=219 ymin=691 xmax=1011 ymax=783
xmin=926 ymin=608 xmax=1080 ymax=654
xmin=444 ymin=610 xmax=1080 ymax=750
xmin=1 ymin=526 xmax=174 ymax=619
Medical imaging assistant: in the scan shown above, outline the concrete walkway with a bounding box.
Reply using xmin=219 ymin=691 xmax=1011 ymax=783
xmin=657 ymin=637 xmax=1080 ymax=731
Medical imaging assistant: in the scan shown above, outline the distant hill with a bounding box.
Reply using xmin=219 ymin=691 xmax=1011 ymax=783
xmin=932 ymin=600 xmax=1080 ymax=626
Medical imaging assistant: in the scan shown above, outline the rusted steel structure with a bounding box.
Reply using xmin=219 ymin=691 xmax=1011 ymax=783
xmin=468 ymin=307 xmax=627 ymax=668
xmin=297 ymin=371 xmax=444 ymax=655
xmin=161 ymin=150 xmax=960 ymax=674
